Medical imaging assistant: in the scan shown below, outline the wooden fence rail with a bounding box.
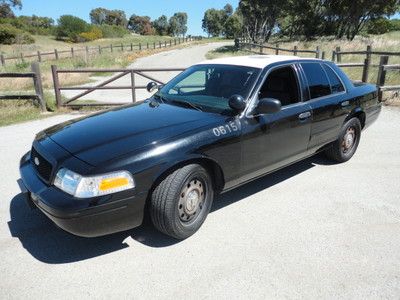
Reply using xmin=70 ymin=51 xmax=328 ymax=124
xmin=0 ymin=62 xmax=45 ymax=111
xmin=51 ymin=66 xmax=186 ymax=108
xmin=0 ymin=37 xmax=196 ymax=66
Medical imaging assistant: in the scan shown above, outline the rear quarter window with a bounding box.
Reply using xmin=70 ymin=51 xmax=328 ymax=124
xmin=300 ymin=63 xmax=331 ymax=99
xmin=322 ymin=64 xmax=345 ymax=94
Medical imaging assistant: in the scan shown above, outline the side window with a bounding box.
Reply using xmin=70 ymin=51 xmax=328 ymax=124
xmin=322 ymin=64 xmax=345 ymax=94
xmin=258 ymin=66 xmax=300 ymax=107
xmin=301 ymin=63 xmax=331 ymax=99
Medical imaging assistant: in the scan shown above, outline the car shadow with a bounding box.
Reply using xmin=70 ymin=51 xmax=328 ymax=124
xmin=8 ymin=153 xmax=331 ymax=264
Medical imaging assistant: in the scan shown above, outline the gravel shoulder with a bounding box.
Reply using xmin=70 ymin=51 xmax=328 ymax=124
xmin=0 ymin=106 xmax=400 ymax=298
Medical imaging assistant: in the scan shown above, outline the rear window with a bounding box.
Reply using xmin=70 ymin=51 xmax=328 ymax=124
xmin=301 ymin=63 xmax=331 ymax=99
xmin=322 ymin=64 xmax=345 ymax=94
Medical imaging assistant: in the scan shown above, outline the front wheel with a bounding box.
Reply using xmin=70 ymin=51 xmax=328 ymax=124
xmin=325 ymin=117 xmax=362 ymax=163
xmin=150 ymin=164 xmax=214 ymax=239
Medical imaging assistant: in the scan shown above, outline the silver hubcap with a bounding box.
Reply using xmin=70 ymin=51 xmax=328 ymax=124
xmin=178 ymin=179 xmax=205 ymax=222
xmin=342 ymin=127 xmax=356 ymax=153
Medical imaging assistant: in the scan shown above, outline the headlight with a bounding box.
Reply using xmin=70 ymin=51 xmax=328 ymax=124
xmin=54 ymin=168 xmax=135 ymax=198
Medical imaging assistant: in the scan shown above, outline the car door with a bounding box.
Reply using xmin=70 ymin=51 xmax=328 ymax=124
xmin=299 ymin=62 xmax=348 ymax=150
xmin=238 ymin=64 xmax=312 ymax=184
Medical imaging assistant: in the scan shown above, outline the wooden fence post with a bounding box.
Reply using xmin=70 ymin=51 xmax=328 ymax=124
xmin=315 ymin=46 xmax=320 ymax=58
xmin=321 ymin=51 xmax=326 ymax=60
xmin=139 ymin=43 xmax=142 ymax=51
xmin=37 ymin=51 xmax=42 ymax=63
xmin=376 ymin=55 xmax=389 ymax=102
xmin=153 ymin=42 xmax=156 ymax=49
xmin=71 ymin=47 xmax=74 ymax=58
xmin=170 ymin=40 xmax=172 ymax=47
xmin=366 ymin=45 xmax=372 ymax=62
xmin=174 ymin=39 xmax=177 ymax=45
xmin=110 ymin=44 xmax=113 ymax=52
xmin=147 ymin=42 xmax=149 ymax=49
xmin=260 ymin=45 xmax=263 ymax=54
xmin=130 ymin=43 xmax=133 ymax=51
xmin=361 ymin=57 xmax=370 ymax=83
xmin=98 ymin=45 xmax=102 ymax=54
xmin=121 ymin=43 xmax=124 ymax=51
xmin=54 ymin=49 xmax=59 ymax=60
xmin=0 ymin=54 xmax=5 ymax=66
xmin=20 ymin=53 xmax=24 ymax=62
xmin=159 ymin=41 xmax=162 ymax=48
xmin=31 ymin=62 xmax=45 ymax=112
xmin=275 ymin=44 xmax=279 ymax=55
xmin=336 ymin=46 xmax=341 ymax=63
xmin=51 ymin=65 xmax=62 ymax=108
xmin=331 ymin=50 xmax=336 ymax=62
xmin=293 ymin=46 xmax=298 ymax=56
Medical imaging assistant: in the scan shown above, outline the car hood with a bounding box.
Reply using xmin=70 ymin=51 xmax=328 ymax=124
xmin=42 ymin=101 xmax=223 ymax=166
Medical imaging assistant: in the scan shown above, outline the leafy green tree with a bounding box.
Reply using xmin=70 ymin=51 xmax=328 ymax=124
xmin=389 ymin=19 xmax=400 ymax=31
xmin=128 ymin=14 xmax=154 ymax=35
xmin=224 ymin=14 xmax=242 ymax=38
xmin=153 ymin=15 xmax=169 ymax=35
xmin=90 ymin=8 xmax=127 ymax=27
xmin=169 ymin=12 xmax=187 ymax=37
xmin=325 ymin=0 xmax=399 ymax=40
xmin=202 ymin=9 xmax=224 ymax=37
xmin=367 ymin=17 xmax=392 ymax=34
xmin=239 ymin=0 xmax=286 ymax=42
xmin=0 ymin=0 xmax=22 ymax=18
xmin=55 ymin=15 xmax=89 ymax=42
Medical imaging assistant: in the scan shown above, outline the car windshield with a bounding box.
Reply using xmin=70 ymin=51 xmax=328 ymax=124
xmin=157 ymin=64 xmax=260 ymax=115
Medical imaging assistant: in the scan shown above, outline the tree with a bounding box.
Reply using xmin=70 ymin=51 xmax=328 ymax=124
xmin=90 ymin=8 xmax=127 ymax=27
xmin=0 ymin=0 xmax=21 ymax=18
xmin=153 ymin=15 xmax=169 ymax=35
xmin=224 ymin=14 xmax=242 ymax=38
xmin=223 ymin=4 xmax=233 ymax=16
xmin=128 ymin=14 xmax=154 ymax=35
xmin=55 ymin=15 xmax=89 ymax=41
xmin=90 ymin=8 xmax=108 ymax=25
xmin=169 ymin=12 xmax=187 ymax=37
xmin=325 ymin=0 xmax=399 ymax=40
xmin=202 ymin=9 xmax=224 ymax=37
xmin=239 ymin=0 xmax=286 ymax=42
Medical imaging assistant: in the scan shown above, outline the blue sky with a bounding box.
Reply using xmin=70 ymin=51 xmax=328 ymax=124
xmin=14 ymin=0 xmax=240 ymax=36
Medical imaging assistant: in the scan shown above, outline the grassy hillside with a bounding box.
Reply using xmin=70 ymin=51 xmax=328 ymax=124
xmin=0 ymin=34 xmax=174 ymax=56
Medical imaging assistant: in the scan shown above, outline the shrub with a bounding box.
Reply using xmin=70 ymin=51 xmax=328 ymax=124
xmin=98 ymin=24 xmax=128 ymax=38
xmin=0 ymin=24 xmax=34 ymax=44
xmin=55 ymin=15 xmax=90 ymax=42
xmin=79 ymin=26 xmax=103 ymax=41
xmin=367 ymin=18 xmax=391 ymax=35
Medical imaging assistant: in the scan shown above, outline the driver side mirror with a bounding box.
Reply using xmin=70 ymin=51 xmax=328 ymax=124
xmin=228 ymin=94 xmax=246 ymax=112
xmin=254 ymin=98 xmax=281 ymax=115
xmin=147 ymin=81 xmax=159 ymax=93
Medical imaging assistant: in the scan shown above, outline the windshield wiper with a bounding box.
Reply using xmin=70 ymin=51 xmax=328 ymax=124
xmin=168 ymin=99 xmax=203 ymax=112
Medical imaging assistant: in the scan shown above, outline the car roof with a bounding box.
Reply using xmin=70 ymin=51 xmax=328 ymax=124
xmin=196 ymin=55 xmax=320 ymax=69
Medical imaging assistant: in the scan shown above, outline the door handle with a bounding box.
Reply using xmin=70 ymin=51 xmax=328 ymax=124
xmin=298 ymin=111 xmax=311 ymax=120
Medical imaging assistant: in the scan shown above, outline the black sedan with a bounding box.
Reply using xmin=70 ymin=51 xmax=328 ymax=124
xmin=19 ymin=55 xmax=381 ymax=239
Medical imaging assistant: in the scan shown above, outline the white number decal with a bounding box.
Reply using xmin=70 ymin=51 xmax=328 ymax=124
xmin=212 ymin=122 xmax=239 ymax=137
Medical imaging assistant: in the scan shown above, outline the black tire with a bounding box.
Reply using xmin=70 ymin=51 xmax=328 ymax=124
xmin=325 ymin=117 xmax=362 ymax=163
xmin=150 ymin=164 xmax=214 ymax=239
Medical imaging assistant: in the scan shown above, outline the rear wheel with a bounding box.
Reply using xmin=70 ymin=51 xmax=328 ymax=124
xmin=325 ymin=117 xmax=361 ymax=163
xmin=150 ymin=164 xmax=214 ymax=239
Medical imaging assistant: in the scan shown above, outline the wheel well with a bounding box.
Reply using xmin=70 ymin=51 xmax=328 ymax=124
xmin=347 ymin=111 xmax=366 ymax=129
xmin=151 ymin=158 xmax=225 ymax=195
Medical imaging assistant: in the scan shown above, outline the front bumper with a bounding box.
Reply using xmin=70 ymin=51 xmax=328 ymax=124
xmin=19 ymin=152 xmax=147 ymax=237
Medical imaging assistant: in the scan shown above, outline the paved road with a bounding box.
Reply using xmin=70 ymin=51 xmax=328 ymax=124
xmin=1 ymin=107 xmax=400 ymax=299
xmin=62 ymin=42 xmax=229 ymax=103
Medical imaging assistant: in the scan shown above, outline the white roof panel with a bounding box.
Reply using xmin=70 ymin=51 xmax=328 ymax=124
xmin=196 ymin=55 xmax=319 ymax=69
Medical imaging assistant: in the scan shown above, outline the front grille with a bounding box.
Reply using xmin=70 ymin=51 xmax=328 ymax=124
xmin=30 ymin=146 xmax=53 ymax=182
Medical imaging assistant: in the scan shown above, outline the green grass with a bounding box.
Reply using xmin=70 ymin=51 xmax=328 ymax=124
xmin=205 ymin=45 xmax=251 ymax=60
xmin=0 ymin=91 xmax=58 ymax=126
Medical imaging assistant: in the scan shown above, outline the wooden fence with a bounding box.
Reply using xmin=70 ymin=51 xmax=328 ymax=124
xmin=0 ymin=37 xmax=196 ymax=66
xmin=0 ymin=62 xmax=45 ymax=111
xmin=238 ymin=39 xmax=400 ymax=100
xmin=51 ymin=66 xmax=186 ymax=108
